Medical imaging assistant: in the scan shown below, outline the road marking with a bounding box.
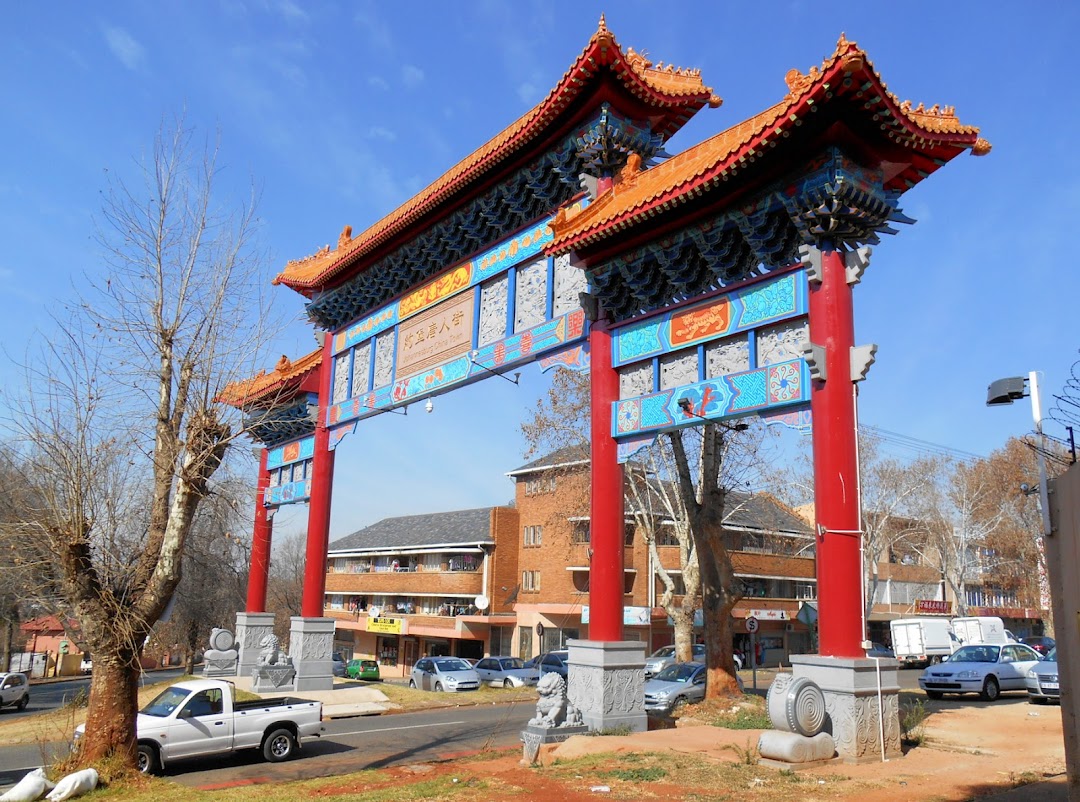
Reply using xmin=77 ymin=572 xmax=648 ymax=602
xmin=330 ymin=720 xmax=466 ymax=738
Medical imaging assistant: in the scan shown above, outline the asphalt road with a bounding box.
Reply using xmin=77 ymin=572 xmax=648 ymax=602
xmin=2 ymin=669 xmax=188 ymax=724
xmin=0 ymin=699 xmax=536 ymax=790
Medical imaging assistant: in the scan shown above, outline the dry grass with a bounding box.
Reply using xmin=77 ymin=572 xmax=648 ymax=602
xmin=374 ymin=681 xmax=537 ymax=710
xmin=677 ymin=692 xmax=772 ymax=730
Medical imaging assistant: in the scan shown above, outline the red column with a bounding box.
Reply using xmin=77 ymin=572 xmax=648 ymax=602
xmin=245 ymin=448 xmax=273 ymax=613
xmin=808 ymin=246 xmax=863 ymax=658
xmin=589 ymin=316 xmax=624 ymax=642
xmin=301 ymin=335 xmax=336 ymax=618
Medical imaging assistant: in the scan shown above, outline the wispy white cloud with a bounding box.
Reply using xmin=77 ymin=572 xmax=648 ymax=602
xmin=367 ymin=75 xmax=390 ymax=91
xmin=353 ymin=5 xmax=396 ymax=53
xmin=102 ymin=25 xmax=145 ymax=71
xmin=367 ymin=126 xmax=396 ymax=142
xmin=401 ymin=65 xmax=424 ymax=89
xmin=277 ymin=0 xmax=308 ymax=23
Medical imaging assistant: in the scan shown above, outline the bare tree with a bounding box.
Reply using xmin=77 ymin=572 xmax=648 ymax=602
xmin=266 ymin=529 xmax=307 ymax=644
xmin=3 ymin=118 xmax=278 ymax=769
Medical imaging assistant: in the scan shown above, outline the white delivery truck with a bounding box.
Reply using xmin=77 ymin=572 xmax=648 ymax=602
xmin=889 ymin=617 xmax=958 ymax=667
xmin=75 ymin=679 xmax=323 ymax=774
xmin=951 ymin=616 xmax=1015 ymax=646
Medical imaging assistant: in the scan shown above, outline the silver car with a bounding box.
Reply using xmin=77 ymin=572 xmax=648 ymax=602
xmin=1026 ymin=647 xmax=1060 ymax=704
xmin=919 ymin=643 xmax=1041 ymax=701
xmin=644 ymin=661 xmax=708 ymax=713
xmin=409 ymin=657 xmax=480 ymax=692
xmin=474 ymin=656 xmax=540 ymax=688
xmin=644 ymin=644 xmax=706 ymax=678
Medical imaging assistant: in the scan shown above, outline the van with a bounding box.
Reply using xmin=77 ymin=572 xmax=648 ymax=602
xmin=951 ymin=616 xmax=1014 ymax=646
xmin=889 ymin=618 xmax=958 ymax=667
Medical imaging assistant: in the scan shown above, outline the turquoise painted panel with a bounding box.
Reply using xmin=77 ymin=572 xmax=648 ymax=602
xmin=266 ymin=479 xmax=312 ymax=507
xmin=611 ymin=269 xmax=807 ymax=367
xmin=612 ymin=358 xmax=810 ymax=438
xmin=266 ymin=436 xmax=315 ymax=470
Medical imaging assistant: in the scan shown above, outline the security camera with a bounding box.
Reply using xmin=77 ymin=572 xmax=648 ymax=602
xmin=1020 ymin=482 xmax=1031 ymax=495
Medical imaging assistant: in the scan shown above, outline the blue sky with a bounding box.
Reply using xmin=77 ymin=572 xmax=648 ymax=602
xmin=3 ymin=2 xmax=1077 ymax=541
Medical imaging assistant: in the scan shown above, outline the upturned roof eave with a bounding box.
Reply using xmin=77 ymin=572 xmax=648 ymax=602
xmin=272 ymin=20 xmax=719 ymax=296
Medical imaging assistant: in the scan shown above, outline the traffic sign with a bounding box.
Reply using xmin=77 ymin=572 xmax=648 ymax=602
xmin=745 ymin=616 xmax=759 ymax=634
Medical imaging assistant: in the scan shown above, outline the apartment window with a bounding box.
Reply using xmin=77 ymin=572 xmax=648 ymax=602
xmin=524 ymin=525 xmax=543 ymax=547
xmin=522 ymin=570 xmax=541 ymax=591
xmin=525 ymin=475 xmax=557 ymax=496
xmin=657 ymin=525 xmax=680 ymax=547
xmin=572 ymin=521 xmax=590 ymax=544
xmin=624 ymin=522 xmax=636 ymax=547
xmin=656 ymin=573 xmax=687 ymax=596
xmin=796 ymin=582 xmax=816 ymax=600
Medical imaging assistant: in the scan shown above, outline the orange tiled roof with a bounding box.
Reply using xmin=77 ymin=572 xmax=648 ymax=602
xmin=274 ymin=16 xmax=720 ymax=294
xmin=218 ymin=348 xmax=323 ymax=408
xmin=547 ymin=34 xmax=988 ymax=254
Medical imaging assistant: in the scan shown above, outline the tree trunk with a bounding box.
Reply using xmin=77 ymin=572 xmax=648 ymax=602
xmin=696 ymin=515 xmax=741 ymax=698
xmin=79 ymin=652 xmax=140 ymax=764
xmin=671 ymin=608 xmax=696 ymax=663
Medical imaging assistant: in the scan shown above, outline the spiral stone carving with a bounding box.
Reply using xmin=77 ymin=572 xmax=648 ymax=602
xmin=767 ymin=675 xmax=826 ymax=737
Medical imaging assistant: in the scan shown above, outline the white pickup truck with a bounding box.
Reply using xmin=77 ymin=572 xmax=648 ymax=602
xmin=76 ymin=679 xmax=323 ymax=774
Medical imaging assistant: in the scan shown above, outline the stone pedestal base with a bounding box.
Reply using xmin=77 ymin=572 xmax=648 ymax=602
xmin=234 ymin=612 xmax=276 ymax=677
xmin=567 ymin=639 xmax=647 ymax=733
xmin=521 ymin=724 xmax=589 ymax=764
xmin=790 ymin=654 xmax=902 ymax=764
xmin=289 ymin=616 xmax=336 ymax=692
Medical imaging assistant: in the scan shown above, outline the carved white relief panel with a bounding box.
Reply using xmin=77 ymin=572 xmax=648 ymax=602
xmin=552 ymin=253 xmax=587 ymax=317
xmin=705 ymin=335 xmax=751 ymax=378
xmin=756 ymin=319 xmax=808 ymax=366
xmin=373 ymin=331 xmax=395 ymax=387
xmin=332 ymin=353 xmax=350 ymax=404
xmin=351 ymin=340 xmax=372 ymax=396
xmin=659 ymin=349 xmax=699 ymax=390
xmin=618 ymin=362 xmax=654 ymax=399
xmin=514 ymin=258 xmax=548 ymax=332
xmin=478 ymin=274 xmax=509 ymax=345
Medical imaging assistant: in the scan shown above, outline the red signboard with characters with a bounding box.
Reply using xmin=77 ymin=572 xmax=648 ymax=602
xmin=914 ymin=599 xmax=952 ymax=615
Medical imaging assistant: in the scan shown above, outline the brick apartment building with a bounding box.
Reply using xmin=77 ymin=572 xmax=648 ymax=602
xmin=324 ymin=447 xmax=819 ymax=677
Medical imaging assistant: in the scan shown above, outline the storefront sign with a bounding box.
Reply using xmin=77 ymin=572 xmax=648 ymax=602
xmin=914 ymin=599 xmax=952 ymax=615
xmin=747 ymin=608 xmax=787 ymax=621
xmin=581 ymin=605 xmax=653 ymax=625
xmin=367 ymin=616 xmax=404 ymax=634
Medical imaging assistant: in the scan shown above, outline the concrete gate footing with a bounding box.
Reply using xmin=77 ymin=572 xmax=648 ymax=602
xmin=288 ymin=616 xmax=336 ymax=692
xmin=789 ymin=654 xmax=902 ymax=764
xmin=568 ymin=639 xmax=647 ymax=733
xmin=234 ymin=611 xmax=276 ymax=678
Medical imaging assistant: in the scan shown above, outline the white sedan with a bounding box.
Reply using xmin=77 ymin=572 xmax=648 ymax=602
xmin=919 ymin=643 xmax=1041 ymax=701
xmin=473 ymin=656 xmax=540 ymax=687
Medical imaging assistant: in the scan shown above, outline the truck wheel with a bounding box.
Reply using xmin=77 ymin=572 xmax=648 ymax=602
xmin=137 ymin=744 xmax=161 ymax=775
xmin=926 ymin=690 xmax=943 ymax=700
xmin=263 ymin=728 xmax=298 ymax=762
xmin=981 ymin=676 xmax=1000 ymax=702
xmin=17 ymin=694 xmax=29 ymax=711
xmin=408 ymin=679 xmax=416 ymax=689
xmin=435 ymin=681 xmax=444 ymax=692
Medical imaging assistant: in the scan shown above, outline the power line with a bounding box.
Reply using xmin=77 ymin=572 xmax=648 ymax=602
xmin=858 ymin=424 xmax=983 ymax=463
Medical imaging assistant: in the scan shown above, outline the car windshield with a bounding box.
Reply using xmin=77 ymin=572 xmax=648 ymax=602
xmin=1044 ymin=648 xmax=1057 ymax=661
xmin=949 ymin=645 xmax=1000 ymax=663
xmin=654 ymin=663 xmax=698 ymax=683
xmin=434 ymin=658 xmax=472 ymax=672
xmin=650 ymin=646 xmax=675 ymax=658
xmin=499 ymin=658 xmax=526 ymax=670
xmin=141 ymin=686 xmax=192 ymax=717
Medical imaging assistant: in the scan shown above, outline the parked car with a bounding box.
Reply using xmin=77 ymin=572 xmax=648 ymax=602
xmin=919 ymin=643 xmax=1041 ymax=701
xmin=80 ymin=654 xmax=92 ymax=675
xmin=409 ymin=657 xmax=480 ymax=692
xmin=331 ymin=653 xmax=347 ymax=677
xmin=1021 ymin=636 xmax=1056 ymax=657
xmin=644 ymin=644 xmax=706 ymax=678
xmin=345 ymin=659 xmax=381 ymax=681
xmin=525 ymin=650 xmax=570 ymax=679
xmin=644 ymin=662 xmax=708 ymax=714
xmin=474 ymin=656 xmax=540 ymax=688
xmin=74 ymin=678 xmax=323 ymax=774
xmin=1026 ymin=648 xmax=1060 ymax=704
xmin=0 ymin=673 xmax=29 ymax=712
xmin=866 ymin=642 xmax=895 ymax=659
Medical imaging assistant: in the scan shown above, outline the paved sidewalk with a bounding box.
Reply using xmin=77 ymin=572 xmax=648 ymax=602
xmin=233 ymin=676 xmax=396 ymax=719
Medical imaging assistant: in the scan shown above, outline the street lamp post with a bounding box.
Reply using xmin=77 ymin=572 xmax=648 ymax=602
xmin=987 ymin=370 xmax=1078 ymax=801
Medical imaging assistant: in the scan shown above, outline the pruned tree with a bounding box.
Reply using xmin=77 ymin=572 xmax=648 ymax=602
xmin=2 ymin=118 xmax=278 ymax=770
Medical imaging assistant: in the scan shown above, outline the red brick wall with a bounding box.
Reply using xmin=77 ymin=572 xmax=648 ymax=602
xmin=488 ymin=506 xmax=520 ymax=614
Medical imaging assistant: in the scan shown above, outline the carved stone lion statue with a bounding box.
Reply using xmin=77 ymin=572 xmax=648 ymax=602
xmin=528 ymin=672 xmax=582 ymax=728
xmin=257 ymin=633 xmax=291 ymax=667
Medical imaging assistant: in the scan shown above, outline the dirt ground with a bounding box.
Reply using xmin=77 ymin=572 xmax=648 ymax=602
xmin=310 ymin=695 xmax=1068 ymax=802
